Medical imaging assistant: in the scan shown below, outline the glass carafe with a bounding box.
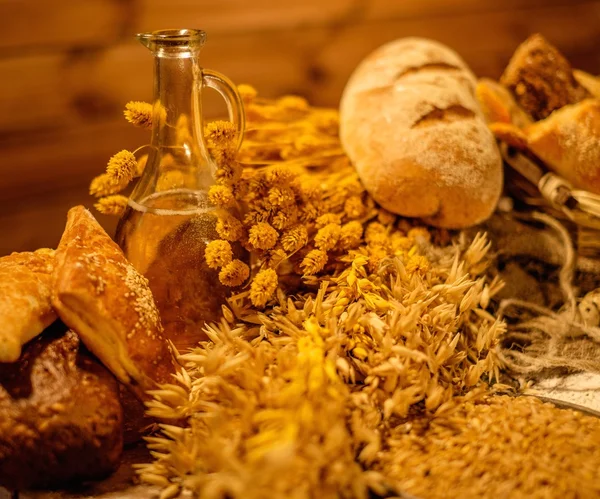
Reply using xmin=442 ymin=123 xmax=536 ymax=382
xmin=115 ymin=29 xmax=246 ymax=352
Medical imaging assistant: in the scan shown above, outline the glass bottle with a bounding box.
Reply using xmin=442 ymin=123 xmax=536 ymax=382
xmin=115 ymin=29 xmax=247 ymax=352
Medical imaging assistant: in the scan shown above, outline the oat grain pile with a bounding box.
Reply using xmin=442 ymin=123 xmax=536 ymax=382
xmin=93 ymin=88 xmax=600 ymax=499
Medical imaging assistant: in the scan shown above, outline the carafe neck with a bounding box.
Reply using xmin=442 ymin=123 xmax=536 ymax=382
xmin=132 ymin=29 xmax=214 ymax=199
xmin=151 ymin=54 xmax=203 ymax=151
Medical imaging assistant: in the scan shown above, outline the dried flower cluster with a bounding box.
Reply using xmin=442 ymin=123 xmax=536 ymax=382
xmin=88 ymin=103 xmax=155 ymax=215
xmin=199 ymin=92 xmax=393 ymax=306
xmin=89 ymin=149 xmax=142 ymax=216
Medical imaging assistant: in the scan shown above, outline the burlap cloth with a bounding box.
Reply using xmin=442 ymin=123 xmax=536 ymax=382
xmin=479 ymin=211 xmax=600 ymax=412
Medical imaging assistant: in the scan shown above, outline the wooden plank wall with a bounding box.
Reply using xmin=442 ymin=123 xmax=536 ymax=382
xmin=0 ymin=0 xmax=599 ymax=255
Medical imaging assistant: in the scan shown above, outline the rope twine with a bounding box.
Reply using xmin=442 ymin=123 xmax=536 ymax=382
xmin=495 ymin=211 xmax=600 ymax=377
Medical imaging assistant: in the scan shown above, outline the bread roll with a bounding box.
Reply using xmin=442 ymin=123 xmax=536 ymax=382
xmin=0 ymin=326 xmax=122 ymax=490
xmin=340 ymin=38 xmax=503 ymax=229
xmin=525 ymin=99 xmax=600 ymax=194
xmin=500 ymin=34 xmax=590 ymax=120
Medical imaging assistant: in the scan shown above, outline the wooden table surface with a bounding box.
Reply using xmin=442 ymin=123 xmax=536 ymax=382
xmin=0 ymin=444 xmax=160 ymax=499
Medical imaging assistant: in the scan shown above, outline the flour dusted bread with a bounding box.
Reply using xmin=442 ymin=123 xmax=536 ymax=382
xmin=340 ymin=38 xmax=503 ymax=228
xmin=52 ymin=206 xmax=176 ymax=401
xmin=0 ymin=248 xmax=56 ymax=362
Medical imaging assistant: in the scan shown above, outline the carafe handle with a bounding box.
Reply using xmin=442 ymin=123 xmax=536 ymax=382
xmin=202 ymin=68 xmax=245 ymax=152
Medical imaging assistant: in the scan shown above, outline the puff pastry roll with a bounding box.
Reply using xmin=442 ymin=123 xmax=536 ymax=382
xmin=52 ymin=206 xmax=176 ymax=401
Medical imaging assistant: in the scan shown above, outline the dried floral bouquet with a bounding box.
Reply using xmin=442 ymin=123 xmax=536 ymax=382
xmin=89 ymin=87 xmax=600 ymax=499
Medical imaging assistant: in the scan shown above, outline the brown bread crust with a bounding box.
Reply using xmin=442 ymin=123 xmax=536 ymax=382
xmin=0 ymin=326 xmax=123 ymax=490
xmin=500 ymin=34 xmax=590 ymax=120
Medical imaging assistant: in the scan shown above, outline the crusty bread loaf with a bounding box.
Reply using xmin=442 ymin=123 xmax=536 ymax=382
xmin=500 ymin=34 xmax=590 ymax=121
xmin=525 ymin=99 xmax=600 ymax=194
xmin=340 ymin=37 xmax=503 ymax=229
xmin=0 ymin=326 xmax=122 ymax=490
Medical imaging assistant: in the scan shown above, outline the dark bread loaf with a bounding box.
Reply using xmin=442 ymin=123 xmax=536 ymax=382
xmin=0 ymin=325 xmax=123 ymax=490
xmin=340 ymin=37 xmax=503 ymax=228
xmin=500 ymin=34 xmax=590 ymax=120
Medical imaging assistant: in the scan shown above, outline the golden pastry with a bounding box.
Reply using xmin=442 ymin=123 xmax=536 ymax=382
xmin=0 ymin=248 xmax=56 ymax=362
xmin=52 ymin=205 xmax=176 ymax=401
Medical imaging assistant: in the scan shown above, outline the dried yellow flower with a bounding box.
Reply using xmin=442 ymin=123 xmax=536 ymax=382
xmin=245 ymin=175 xmax=267 ymax=200
xmin=204 ymin=240 xmax=233 ymax=269
xmin=89 ymin=173 xmax=126 ymax=198
xmin=315 ymin=213 xmax=342 ymax=229
xmin=124 ymin=101 xmax=153 ymax=128
xmin=294 ymin=135 xmax=322 ymax=155
xmin=248 ymin=222 xmax=279 ymax=250
xmin=338 ymin=221 xmax=363 ymax=250
xmin=367 ymin=233 xmax=389 ymax=247
xmin=280 ymin=225 xmax=308 ymax=253
xmin=216 ymin=214 xmax=244 ymax=242
xmin=135 ymin=154 xmax=148 ymax=177
xmin=300 ymin=203 xmax=322 ymax=223
xmin=391 ymin=233 xmax=413 ymax=253
xmin=315 ymin=223 xmax=341 ymax=251
xmin=344 ymin=195 xmax=365 ymax=219
xmin=94 ymin=195 xmax=128 ymax=216
xmin=365 ymin=222 xmax=388 ymax=243
xmin=308 ymin=108 xmax=339 ymax=134
xmin=277 ymin=95 xmax=309 ymax=111
xmin=237 ymin=84 xmax=258 ymax=104
xmin=267 ymin=186 xmax=295 ymax=207
xmin=271 ymin=208 xmax=296 ymax=231
xmin=175 ymin=114 xmax=191 ymax=146
xmin=266 ymin=166 xmax=295 ymax=186
xmin=377 ymin=208 xmax=396 ymax=226
xmin=406 ymin=254 xmax=430 ymax=274
xmin=264 ymin=247 xmax=288 ymax=269
xmin=206 ymin=120 xmax=238 ymax=148
xmin=244 ymin=209 xmax=270 ymax=226
xmin=106 ymin=150 xmax=137 ymax=184
xmin=301 ymin=249 xmax=328 ymax=275
xmin=218 ymin=259 xmax=250 ymax=287
xmin=208 ymin=185 xmax=234 ymax=206
xmin=367 ymin=244 xmax=389 ymax=272
xmin=250 ymin=268 xmax=278 ymax=308
xmin=212 ymin=147 xmax=238 ymax=171
xmin=342 ymin=177 xmax=364 ymax=196
xmin=294 ymin=179 xmax=322 ymax=203
xmin=408 ymin=227 xmax=432 ymax=243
